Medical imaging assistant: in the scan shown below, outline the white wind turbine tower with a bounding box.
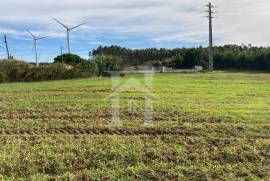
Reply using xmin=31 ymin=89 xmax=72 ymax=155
xmin=26 ymin=29 xmax=48 ymax=67
xmin=52 ymin=18 xmax=87 ymax=54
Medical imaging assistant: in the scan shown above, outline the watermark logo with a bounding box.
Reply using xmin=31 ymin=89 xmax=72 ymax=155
xmin=105 ymin=72 xmax=156 ymax=127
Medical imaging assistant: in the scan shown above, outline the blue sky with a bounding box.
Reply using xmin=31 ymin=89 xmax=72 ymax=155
xmin=0 ymin=0 xmax=270 ymax=62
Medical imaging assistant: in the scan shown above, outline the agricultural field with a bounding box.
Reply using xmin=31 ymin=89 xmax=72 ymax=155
xmin=0 ymin=72 xmax=269 ymax=180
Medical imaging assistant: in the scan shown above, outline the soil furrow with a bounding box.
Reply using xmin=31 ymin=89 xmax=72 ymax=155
xmin=0 ymin=128 xmax=269 ymax=140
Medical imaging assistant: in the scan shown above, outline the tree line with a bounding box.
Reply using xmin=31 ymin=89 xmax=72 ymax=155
xmin=90 ymin=45 xmax=270 ymax=71
xmin=1 ymin=44 xmax=270 ymax=83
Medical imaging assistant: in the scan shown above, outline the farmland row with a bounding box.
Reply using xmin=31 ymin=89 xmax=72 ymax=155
xmin=0 ymin=124 xmax=269 ymax=139
xmin=0 ymin=135 xmax=269 ymax=180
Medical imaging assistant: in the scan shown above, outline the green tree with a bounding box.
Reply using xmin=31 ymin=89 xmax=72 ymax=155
xmin=171 ymin=54 xmax=184 ymax=69
xmin=54 ymin=54 xmax=85 ymax=65
xmin=91 ymin=55 xmax=125 ymax=76
xmin=91 ymin=45 xmax=270 ymax=71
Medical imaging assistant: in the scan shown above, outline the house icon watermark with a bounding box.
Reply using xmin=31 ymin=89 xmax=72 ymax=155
xmin=104 ymin=71 xmax=159 ymax=127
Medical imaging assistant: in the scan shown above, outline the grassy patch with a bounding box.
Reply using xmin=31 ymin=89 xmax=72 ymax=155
xmin=0 ymin=72 xmax=269 ymax=180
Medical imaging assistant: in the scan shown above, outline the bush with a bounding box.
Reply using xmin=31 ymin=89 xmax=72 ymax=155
xmin=75 ymin=61 xmax=97 ymax=77
xmin=0 ymin=57 xmax=125 ymax=83
xmin=0 ymin=60 xmax=33 ymax=82
xmin=91 ymin=55 xmax=125 ymax=76
xmin=39 ymin=64 xmax=67 ymax=80
xmin=167 ymin=54 xmax=183 ymax=69
xmin=0 ymin=72 xmax=7 ymax=83
xmin=0 ymin=60 xmax=87 ymax=83
xmin=151 ymin=60 xmax=162 ymax=67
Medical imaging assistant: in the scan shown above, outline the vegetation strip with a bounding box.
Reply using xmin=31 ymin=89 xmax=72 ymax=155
xmin=0 ymin=128 xmax=269 ymax=139
xmin=0 ymin=128 xmax=192 ymax=136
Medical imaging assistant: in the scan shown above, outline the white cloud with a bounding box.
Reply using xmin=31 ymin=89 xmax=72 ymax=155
xmin=89 ymin=41 xmax=106 ymax=45
xmin=0 ymin=0 xmax=270 ymax=46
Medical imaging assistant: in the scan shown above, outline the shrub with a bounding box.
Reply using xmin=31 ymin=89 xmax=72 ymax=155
xmin=173 ymin=53 xmax=185 ymax=68
xmin=0 ymin=60 xmax=86 ymax=83
xmin=0 ymin=57 xmax=125 ymax=83
xmin=91 ymin=55 xmax=125 ymax=76
xmin=39 ymin=64 xmax=67 ymax=80
xmin=0 ymin=60 xmax=33 ymax=82
xmin=0 ymin=72 xmax=7 ymax=83
xmin=151 ymin=60 xmax=162 ymax=67
xmin=75 ymin=61 xmax=97 ymax=77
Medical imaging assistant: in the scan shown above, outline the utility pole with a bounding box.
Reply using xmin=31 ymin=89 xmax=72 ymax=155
xmin=206 ymin=2 xmax=214 ymax=71
xmin=3 ymin=35 xmax=10 ymax=60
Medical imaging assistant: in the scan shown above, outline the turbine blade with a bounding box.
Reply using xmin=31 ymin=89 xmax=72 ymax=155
xmin=25 ymin=28 xmax=35 ymax=38
xmin=52 ymin=18 xmax=68 ymax=29
xmin=36 ymin=36 xmax=48 ymax=40
xmin=70 ymin=22 xmax=87 ymax=30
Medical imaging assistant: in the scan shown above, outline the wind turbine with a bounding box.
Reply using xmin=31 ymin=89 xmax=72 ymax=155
xmin=52 ymin=18 xmax=87 ymax=54
xmin=26 ymin=29 xmax=48 ymax=67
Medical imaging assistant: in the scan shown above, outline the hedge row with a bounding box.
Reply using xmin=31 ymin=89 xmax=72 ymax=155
xmin=0 ymin=55 xmax=124 ymax=83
